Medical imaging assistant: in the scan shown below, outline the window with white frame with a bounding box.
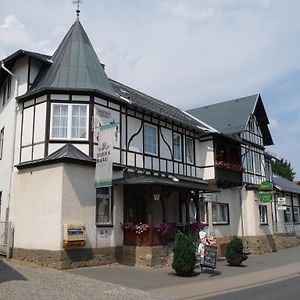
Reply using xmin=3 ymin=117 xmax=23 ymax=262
xmin=259 ymin=205 xmax=268 ymax=224
xmin=144 ymin=123 xmax=158 ymax=155
xmin=0 ymin=128 xmax=4 ymax=160
xmin=185 ymin=137 xmax=194 ymax=164
xmin=173 ymin=133 xmax=182 ymax=161
xmin=212 ymin=202 xmax=229 ymax=224
xmin=96 ymin=187 xmax=112 ymax=226
xmin=51 ymin=104 xmax=88 ymax=140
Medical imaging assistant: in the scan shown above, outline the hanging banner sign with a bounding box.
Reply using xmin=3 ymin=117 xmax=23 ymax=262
xmin=95 ymin=124 xmax=116 ymax=188
xmin=259 ymin=192 xmax=273 ymax=203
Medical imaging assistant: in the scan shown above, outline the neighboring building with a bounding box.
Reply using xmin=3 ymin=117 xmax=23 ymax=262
xmin=0 ymin=14 xmax=298 ymax=268
xmin=273 ymin=174 xmax=300 ymax=237
xmin=187 ymin=95 xmax=297 ymax=253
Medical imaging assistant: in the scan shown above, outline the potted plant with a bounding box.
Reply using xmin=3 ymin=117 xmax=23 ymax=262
xmin=225 ymin=237 xmax=248 ymax=266
xmin=172 ymin=233 xmax=196 ymax=277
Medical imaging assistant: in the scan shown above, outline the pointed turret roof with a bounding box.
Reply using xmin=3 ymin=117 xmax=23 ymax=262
xmin=21 ymin=19 xmax=117 ymax=98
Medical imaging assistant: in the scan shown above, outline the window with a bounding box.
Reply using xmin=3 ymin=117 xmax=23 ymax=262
xmin=126 ymin=195 xmax=147 ymax=224
xmin=199 ymin=202 xmax=208 ymax=224
xmin=2 ymin=77 xmax=11 ymax=106
xmin=189 ymin=201 xmax=197 ymax=222
xmin=259 ymin=205 xmax=268 ymax=224
xmin=293 ymin=206 xmax=299 ymax=223
xmin=96 ymin=187 xmax=112 ymax=226
xmin=144 ymin=123 xmax=158 ymax=155
xmin=284 ymin=206 xmax=293 ymax=223
xmin=212 ymin=203 xmax=229 ymax=224
xmin=0 ymin=128 xmax=4 ymax=160
xmin=185 ymin=137 xmax=194 ymax=164
xmin=51 ymin=104 xmax=88 ymax=140
xmin=173 ymin=133 xmax=182 ymax=161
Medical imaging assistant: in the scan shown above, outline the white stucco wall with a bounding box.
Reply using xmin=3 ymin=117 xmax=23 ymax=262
xmin=212 ymin=188 xmax=242 ymax=238
xmin=61 ymin=164 xmax=123 ymax=249
xmin=10 ymin=165 xmax=63 ymax=250
xmin=242 ymin=189 xmax=273 ymax=236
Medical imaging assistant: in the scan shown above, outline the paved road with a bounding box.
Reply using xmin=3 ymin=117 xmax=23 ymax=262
xmin=202 ymin=274 xmax=300 ymax=300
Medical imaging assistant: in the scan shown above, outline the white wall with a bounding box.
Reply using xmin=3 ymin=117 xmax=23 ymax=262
xmin=212 ymin=188 xmax=241 ymax=238
xmin=62 ymin=164 xmax=124 ymax=249
xmin=10 ymin=165 xmax=63 ymax=250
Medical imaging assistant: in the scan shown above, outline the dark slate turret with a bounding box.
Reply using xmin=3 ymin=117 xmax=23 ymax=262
xmin=22 ymin=19 xmax=117 ymax=98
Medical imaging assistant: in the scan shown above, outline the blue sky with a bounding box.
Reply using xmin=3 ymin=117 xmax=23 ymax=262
xmin=1 ymin=0 xmax=299 ymax=178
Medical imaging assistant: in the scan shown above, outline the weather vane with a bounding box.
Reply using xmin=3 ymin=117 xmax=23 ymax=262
xmin=72 ymin=0 xmax=83 ymax=17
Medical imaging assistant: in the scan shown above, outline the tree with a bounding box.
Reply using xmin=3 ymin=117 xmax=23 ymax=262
xmin=172 ymin=233 xmax=196 ymax=277
xmin=271 ymin=158 xmax=296 ymax=181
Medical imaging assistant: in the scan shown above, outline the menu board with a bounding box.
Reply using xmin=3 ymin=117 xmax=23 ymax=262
xmin=202 ymin=245 xmax=217 ymax=269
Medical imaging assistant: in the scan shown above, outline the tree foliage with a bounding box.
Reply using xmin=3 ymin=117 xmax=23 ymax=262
xmin=225 ymin=237 xmax=248 ymax=266
xmin=271 ymin=158 xmax=296 ymax=181
xmin=172 ymin=233 xmax=196 ymax=277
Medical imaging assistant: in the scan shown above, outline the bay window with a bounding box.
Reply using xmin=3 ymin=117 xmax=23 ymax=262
xmin=51 ymin=104 xmax=88 ymax=140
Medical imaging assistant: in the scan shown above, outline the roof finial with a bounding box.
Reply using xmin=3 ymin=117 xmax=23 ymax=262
xmin=72 ymin=0 xmax=83 ymax=18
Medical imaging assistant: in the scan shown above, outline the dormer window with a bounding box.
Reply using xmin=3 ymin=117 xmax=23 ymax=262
xmin=51 ymin=103 xmax=88 ymax=140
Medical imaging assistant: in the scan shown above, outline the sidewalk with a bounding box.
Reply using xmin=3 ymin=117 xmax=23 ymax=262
xmin=1 ymin=246 xmax=300 ymax=299
xmin=68 ymin=245 xmax=300 ymax=299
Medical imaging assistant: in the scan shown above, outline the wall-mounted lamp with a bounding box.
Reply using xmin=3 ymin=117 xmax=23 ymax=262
xmin=153 ymin=194 xmax=160 ymax=201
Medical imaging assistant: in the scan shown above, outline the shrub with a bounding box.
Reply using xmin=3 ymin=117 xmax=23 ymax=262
xmin=172 ymin=233 xmax=196 ymax=277
xmin=225 ymin=237 xmax=248 ymax=266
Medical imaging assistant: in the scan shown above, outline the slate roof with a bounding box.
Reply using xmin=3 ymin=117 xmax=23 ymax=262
xmin=273 ymin=174 xmax=300 ymax=194
xmin=16 ymin=143 xmax=95 ymax=169
xmin=0 ymin=49 xmax=52 ymax=88
xmin=20 ymin=19 xmax=117 ymax=99
xmin=113 ymin=172 xmax=219 ymax=192
xmin=187 ymin=94 xmax=273 ymax=145
xmin=110 ymin=79 xmax=213 ymax=132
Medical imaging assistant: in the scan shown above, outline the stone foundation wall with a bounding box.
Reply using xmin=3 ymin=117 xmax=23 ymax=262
xmin=12 ymin=247 xmax=123 ymax=269
xmin=121 ymin=245 xmax=171 ymax=267
xmin=216 ymin=234 xmax=300 ymax=256
xmin=12 ymin=234 xmax=300 ymax=269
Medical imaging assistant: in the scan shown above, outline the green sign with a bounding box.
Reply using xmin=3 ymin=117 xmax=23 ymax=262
xmin=259 ymin=192 xmax=273 ymax=203
xmin=259 ymin=181 xmax=273 ymax=191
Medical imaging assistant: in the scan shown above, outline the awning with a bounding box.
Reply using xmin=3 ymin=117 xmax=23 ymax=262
xmin=113 ymin=172 xmax=219 ymax=192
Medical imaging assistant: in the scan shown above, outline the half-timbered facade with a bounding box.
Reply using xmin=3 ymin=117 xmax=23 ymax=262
xmin=0 ymin=17 xmax=221 ymax=267
xmin=1 ymin=14 xmax=298 ymax=266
